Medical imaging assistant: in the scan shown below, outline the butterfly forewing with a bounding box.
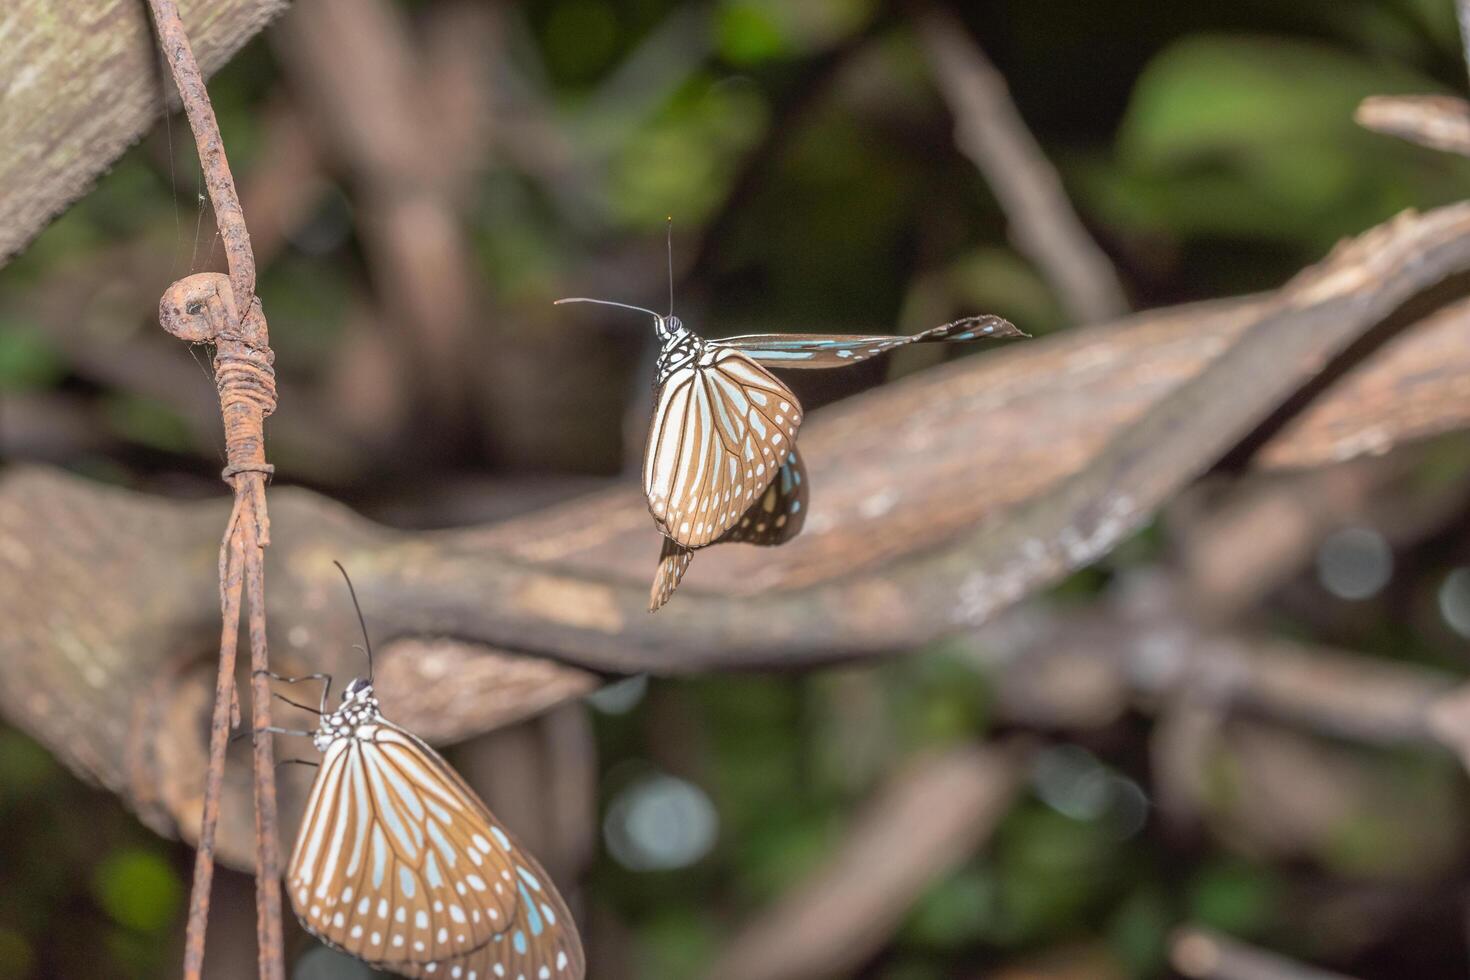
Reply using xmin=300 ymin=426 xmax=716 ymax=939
xmin=712 ymin=314 xmax=1023 ymax=369
xmin=288 ymin=719 xmax=584 ymax=979
xmin=649 ymin=538 xmax=694 ymax=612
xmin=644 ymin=348 xmax=802 ymax=548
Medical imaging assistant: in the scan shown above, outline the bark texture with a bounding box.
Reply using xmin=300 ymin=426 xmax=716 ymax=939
xmin=4 ymin=204 xmax=1470 ymax=867
xmin=0 ymin=0 xmax=289 ymax=265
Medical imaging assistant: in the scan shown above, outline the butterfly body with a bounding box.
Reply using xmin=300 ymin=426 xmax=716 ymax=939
xmin=287 ymin=677 xmax=585 ymax=980
xmin=653 ymin=315 xmax=700 ymax=380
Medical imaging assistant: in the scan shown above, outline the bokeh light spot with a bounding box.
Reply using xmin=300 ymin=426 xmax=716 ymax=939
xmin=604 ymin=772 xmax=718 ymax=871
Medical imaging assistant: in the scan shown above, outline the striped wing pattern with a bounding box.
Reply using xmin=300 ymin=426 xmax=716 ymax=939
xmin=647 ymin=451 xmax=807 ymax=611
xmin=288 ymin=722 xmax=584 ymax=980
xmin=649 ymin=538 xmax=694 ymax=612
xmin=643 ymin=348 xmax=802 ymax=548
xmin=711 ymin=314 xmax=1024 ymax=368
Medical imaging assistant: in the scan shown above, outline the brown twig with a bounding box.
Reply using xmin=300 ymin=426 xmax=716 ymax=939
xmin=972 ymin=587 xmax=1457 ymax=747
xmin=275 ymin=0 xmax=478 ymax=431
xmin=916 ymin=6 xmax=1129 ymax=323
xmin=145 ymin=1 xmax=283 ymax=977
xmin=1355 ymin=95 xmax=1470 ymax=157
xmin=1171 ymin=926 xmax=1359 ymax=980
xmin=706 ymin=741 xmax=1027 ymax=980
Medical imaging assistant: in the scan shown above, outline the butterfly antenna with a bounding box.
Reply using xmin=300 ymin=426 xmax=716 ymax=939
xmin=333 ymin=560 xmax=373 ymax=684
xmin=553 ymin=297 xmax=663 ymax=322
xmin=666 ymin=215 xmax=675 ymax=317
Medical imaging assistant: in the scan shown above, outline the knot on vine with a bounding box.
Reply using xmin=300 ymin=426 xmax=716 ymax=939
xmin=159 ymin=273 xmax=278 ymax=499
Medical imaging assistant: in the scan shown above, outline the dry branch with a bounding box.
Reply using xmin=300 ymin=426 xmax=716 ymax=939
xmin=917 ymin=7 xmax=1129 ymax=323
xmin=4 ymin=204 xmax=1470 ymax=866
xmin=706 ymin=742 xmax=1027 ymax=980
xmin=0 ymin=0 xmax=288 ymax=266
xmin=1172 ymin=926 xmax=1359 ymax=980
xmin=274 ymin=0 xmax=481 ymax=426
xmin=972 ymin=590 xmax=1457 ymax=746
xmin=1356 ymin=95 xmax=1470 ymax=157
xmin=145 ymin=1 xmax=283 ymax=974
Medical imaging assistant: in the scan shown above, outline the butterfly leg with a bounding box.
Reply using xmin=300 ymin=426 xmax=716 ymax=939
xmin=253 ymin=668 xmax=333 ymax=715
xmin=271 ymin=692 xmax=322 ymax=715
xmin=231 ymin=725 xmax=315 ymax=745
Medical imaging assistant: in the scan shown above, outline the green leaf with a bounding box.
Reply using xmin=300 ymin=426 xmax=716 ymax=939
xmin=92 ymin=849 xmax=182 ymax=933
xmin=1186 ymin=859 xmax=1281 ymax=938
xmin=717 ymin=2 xmax=790 ymax=65
xmin=0 ymin=320 xmax=65 ymax=391
xmin=1080 ymin=34 xmax=1470 ymax=251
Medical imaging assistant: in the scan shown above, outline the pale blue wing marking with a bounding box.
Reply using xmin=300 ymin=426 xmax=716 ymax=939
xmin=711 ymin=317 xmax=1021 ymax=370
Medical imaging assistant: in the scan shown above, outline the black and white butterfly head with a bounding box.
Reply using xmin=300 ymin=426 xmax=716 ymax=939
xmin=313 ymin=676 xmax=381 ymax=752
xmin=313 ymin=561 xmax=382 ymax=750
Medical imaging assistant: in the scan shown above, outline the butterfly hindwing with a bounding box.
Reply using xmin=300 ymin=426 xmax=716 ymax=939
xmin=643 ymin=348 xmax=802 ymax=548
xmin=718 ymin=449 xmax=807 ymax=547
xmin=288 ymin=721 xmax=584 ymax=979
xmin=647 ymin=450 xmax=807 ymax=610
xmin=711 ymin=314 xmax=1024 ymax=369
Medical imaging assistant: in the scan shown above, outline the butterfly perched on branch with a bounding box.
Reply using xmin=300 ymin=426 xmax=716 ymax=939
xmin=266 ymin=565 xmax=585 ymax=979
xmin=558 ymin=243 xmax=1025 ymax=610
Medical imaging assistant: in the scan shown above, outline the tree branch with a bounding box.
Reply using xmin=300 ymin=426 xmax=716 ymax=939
xmin=0 ymin=0 xmax=289 ymax=266
xmin=1356 ymin=95 xmax=1470 ymax=157
xmin=706 ymin=741 xmax=1027 ymax=980
xmin=4 ymin=203 xmax=1470 ymax=867
xmin=1172 ymin=926 xmax=1358 ymax=980
xmin=916 ymin=7 xmax=1129 ymax=323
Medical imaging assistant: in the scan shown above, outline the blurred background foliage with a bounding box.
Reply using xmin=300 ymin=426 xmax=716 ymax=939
xmin=4 ymin=0 xmax=1470 ymax=977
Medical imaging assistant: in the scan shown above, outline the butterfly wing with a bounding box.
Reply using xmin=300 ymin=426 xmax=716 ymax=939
xmin=717 ymin=449 xmax=807 ymax=547
xmin=712 ymin=315 xmax=1024 ymax=369
xmin=643 ymin=348 xmax=803 ymax=548
xmin=288 ymin=723 xmax=584 ymax=979
xmin=649 ymin=537 xmax=694 ymax=613
xmin=647 ymin=450 xmax=807 ymax=611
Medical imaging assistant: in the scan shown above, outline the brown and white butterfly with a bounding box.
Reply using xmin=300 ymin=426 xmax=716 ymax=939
xmin=269 ymin=567 xmax=585 ymax=980
xmin=556 ymin=297 xmax=1025 ymax=610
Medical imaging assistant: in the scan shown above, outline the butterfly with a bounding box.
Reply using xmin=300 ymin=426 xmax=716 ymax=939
xmin=264 ymin=564 xmax=585 ymax=980
xmin=558 ymin=277 xmax=1024 ymax=611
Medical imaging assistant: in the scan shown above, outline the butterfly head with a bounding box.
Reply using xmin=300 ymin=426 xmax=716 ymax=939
xmin=314 ymin=676 xmax=382 ymax=751
xmin=343 ymin=676 xmax=374 ymax=702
